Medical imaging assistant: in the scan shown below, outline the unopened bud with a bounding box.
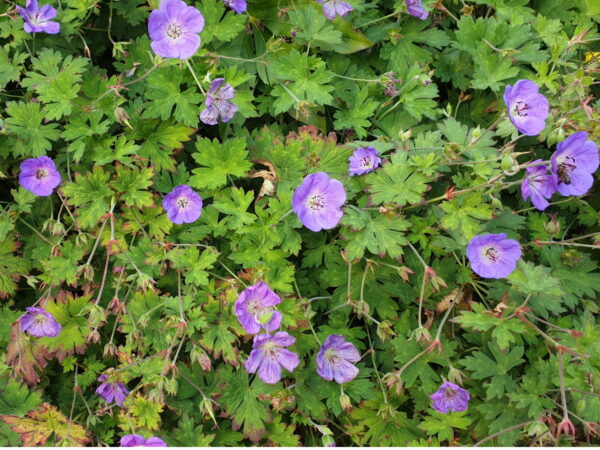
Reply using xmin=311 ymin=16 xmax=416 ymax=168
xmin=339 ymin=394 xmax=352 ymax=413
xmin=544 ymin=217 xmax=560 ymax=236
xmin=78 ymin=264 xmax=94 ymax=282
xmin=501 ymin=154 xmax=519 ymax=175
xmin=201 ymin=398 xmax=217 ymax=425
xmin=191 ymin=346 xmax=212 ymax=372
xmin=87 ymin=329 xmax=100 ymax=344
xmin=376 ymin=320 xmax=395 ymax=342
xmin=562 ymin=249 xmax=582 ymax=267
xmin=322 ymin=436 xmax=336 ymax=447
xmin=447 ymin=366 xmax=465 ymax=385
xmin=103 ymin=342 xmax=117 ymax=357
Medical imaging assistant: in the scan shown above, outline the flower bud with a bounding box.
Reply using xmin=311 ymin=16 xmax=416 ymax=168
xmin=339 ymin=394 xmax=352 ymax=413
xmin=201 ymin=398 xmax=217 ymax=425
xmin=322 ymin=436 xmax=336 ymax=447
xmin=103 ymin=342 xmax=117 ymax=357
xmin=544 ymin=217 xmax=560 ymax=236
xmin=501 ymin=154 xmax=519 ymax=175
xmin=377 ymin=320 xmax=396 ymax=342
xmin=562 ymin=249 xmax=582 ymax=267
xmin=447 ymin=366 xmax=465 ymax=385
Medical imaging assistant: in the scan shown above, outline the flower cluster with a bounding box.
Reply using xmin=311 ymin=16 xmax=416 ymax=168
xmin=502 ymin=80 xmax=599 ymax=211
xmin=236 ymin=282 xmax=361 ymax=385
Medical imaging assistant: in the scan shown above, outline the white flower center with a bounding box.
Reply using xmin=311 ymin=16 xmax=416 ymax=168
xmin=482 ymin=246 xmax=499 ymax=263
xmin=324 ymin=348 xmax=340 ymax=365
xmin=36 ymin=168 xmax=49 ymax=180
xmin=511 ymin=100 xmax=529 ymax=117
xmin=306 ymin=194 xmax=325 ymax=211
xmin=360 ymin=157 xmax=373 ymax=169
xmin=167 ymin=23 xmax=183 ymax=40
xmin=176 ymin=197 xmax=189 ymax=209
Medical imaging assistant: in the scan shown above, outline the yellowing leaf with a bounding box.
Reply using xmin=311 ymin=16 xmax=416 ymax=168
xmin=1 ymin=403 xmax=90 ymax=446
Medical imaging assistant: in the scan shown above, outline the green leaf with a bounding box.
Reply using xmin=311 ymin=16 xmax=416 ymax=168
xmin=288 ymin=6 xmax=343 ymax=51
xmin=453 ymin=303 xmax=526 ymax=350
xmin=189 ymin=137 xmax=251 ymax=190
xmin=38 ymin=294 xmax=92 ymax=359
xmin=269 ymin=50 xmax=334 ymax=114
xmin=420 ymin=411 xmax=472 ymax=442
xmin=143 ymin=67 xmax=202 ymax=127
xmin=21 ymin=49 xmax=88 ymax=120
xmin=167 ymin=247 xmax=219 ymax=286
xmin=219 ymin=368 xmax=275 ymax=442
xmin=5 ymin=101 xmax=60 ymax=157
xmin=212 ymin=188 xmax=256 ymax=229
xmin=61 ymin=167 xmax=114 ymax=229
xmin=0 ymin=45 xmax=26 ymax=89
xmin=440 ymin=192 xmax=493 ymax=241
xmin=333 ymin=85 xmax=379 ymax=138
xmin=341 ymin=207 xmax=409 ymax=260
xmin=0 ymin=379 xmax=42 ymax=417
xmin=113 ymin=166 xmax=154 ymax=208
xmin=200 ymin=0 xmax=247 ymax=44
xmin=368 ymin=151 xmax=429 ymax=206
xmin=0 ymin=236 xmax=28 ymax=299
xmin=130 ymin=395 xmax=163 ymax=430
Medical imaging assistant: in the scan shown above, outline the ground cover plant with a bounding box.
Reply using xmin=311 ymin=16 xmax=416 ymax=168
xmin=0 ymin=0 xmax=599 ymax=446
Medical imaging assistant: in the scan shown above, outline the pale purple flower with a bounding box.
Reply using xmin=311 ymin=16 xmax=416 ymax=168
xmin=120 ymin=435 xmax=167 ymax=447
xmin=199 ymin=78 xmax=238 ymax=125
xmin=348 ymin=146 xmax=382 ymax=176
xmin=292 ymin=172 xmax=346 ymax=232
xmin=19 ymin=156 xmax=61 ymax=197
xmin=221 ymin=0 xmax=246 ymax=13
xmin=162 ymin=185 xmax=203 ymax=224
xmin=234 ymin=282 xmax=282 ymax=334
xmin=19 ymin=307 xmax=61 ymax=338
xmin=148 ymin=0 xmax=205 ymax=59
xmin=316 ymin=0 xmax=353 ymax=20
xmin=504 ymin=80 xmax=549 ymax=136
xmin=430 ymin=382 xmax=470 ymax=413
xmin=316 ymin=335 xmax=361 ymax=384
xmin=406 ymin=0 xmax=429 ymax=20
xmin=245 ymin=332 xmax=300 ymax=384
xmin=551 ymin=131 xmax=599 ymax=197
xmin=17 ymin=0 xmax=60 ymax=34
xmin=466 ymin=233 xmax=521 ymax=279
xmin=96 ymin=375 xmax=129 ymax=407
xmin=521 ymin=160 xmax=558 ymax=211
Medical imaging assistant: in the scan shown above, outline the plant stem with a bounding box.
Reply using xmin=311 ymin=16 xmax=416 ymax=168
xmin=473 ymin=421 xmax=536 ymax=447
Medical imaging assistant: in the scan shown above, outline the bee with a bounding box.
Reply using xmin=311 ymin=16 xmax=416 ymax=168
xmin=557 ymin=165 xmax=571 ymax=185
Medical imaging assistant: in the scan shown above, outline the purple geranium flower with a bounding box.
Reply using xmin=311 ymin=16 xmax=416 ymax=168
xmin=17 ymin=0 xmax=60 ymax=34
xmin=120 ymin=435 xmax=167 ymax=447
xmin=96 ymin=375 xmax=129 ymax=407
xmin=234 ymin=282 xmax=283 ymax=335
xmin=292 ymin=172 xmax=346 ymax=232
xmin=245 ymin=332 xmax=300 ymax=384
xmin=316 ymin=335 xmax=361 ymax=384
xmin=221 ymin=0 xmax=246 ymax=13
xmin=551 ymin=131 xmax=599 ymax=197
xmin=148 ymin=0 xmax=204 ymax=59
xmin=199 ymin=78 xmax=238 ymax=125
xmin=430 ymin=382 xmax=470 ymax=413
xmin=504 ymin=80 xmax=549 ymax=136
xmin=406 ymin=0 xmax=429 ymax=20
xmin=162 ymin=185 xmax=203 ymax=225
xmin=521 ymin=160 xmax=557 ymax=211
xmin=19 ymin=156 xmax=61 ymax=197
xmin=19 ymin=307 xmax=61 ymax=338
xmin=348 ymin=146 xmax=382 ymax=176
xmin=466 ymin=233 xmax=521 ymax=279
xmin=316 ymin=0 xmax=353 ymax=20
